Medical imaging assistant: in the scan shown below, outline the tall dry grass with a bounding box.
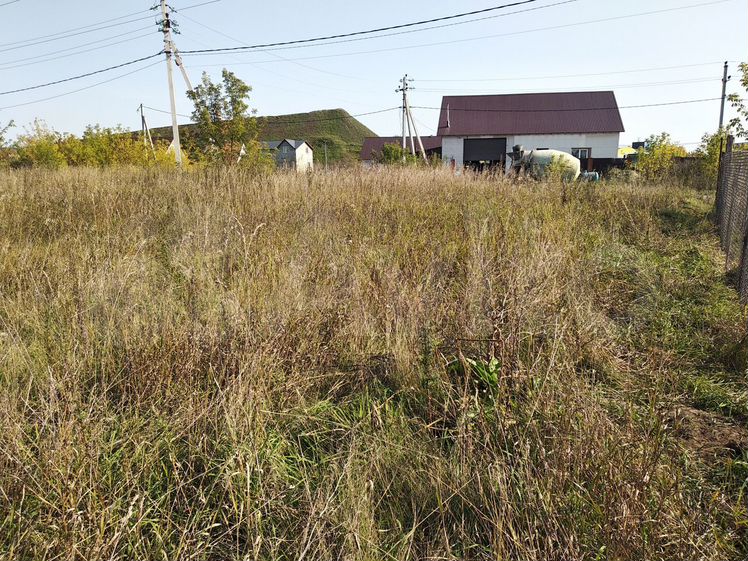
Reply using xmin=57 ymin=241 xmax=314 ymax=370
xmin=0 ymin=167 xmax=745 ymax=560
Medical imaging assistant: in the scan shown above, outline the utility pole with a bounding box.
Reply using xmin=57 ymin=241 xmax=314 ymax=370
xmin=398 ymin=75 xmax=409 ymax=156
xmin=160 ymin=0 xmax=182 ymax=166
xmin=405 ymin=95 xmax=428 ymax=163
xmin=719 ymin=61 xmax=731 ymax=131
xmin=406 ymin=102 xmax=416 ymax=156
xmin=138 ymin=103 xmax=155 ymax=157
xmin=323 ymin=142 xmax=328 ymax=170
xmin=396 ymin=74 xmax=428 ymax=163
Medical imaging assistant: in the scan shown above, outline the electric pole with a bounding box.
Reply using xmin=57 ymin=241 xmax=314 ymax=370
xmin=160 ymin=0 xmax=182 ymax=166
xmin=719 ymin=61 xmax=731 ymax=131
xmin=396 ymin=74 xmax=428 ymax=163
xmin=398 ymin=75 xmax=409 ymax=156
xmin=138 ymin=103 xmax=155 ymax=157
xmin=405 ymin=94 xmax=427 ymax=163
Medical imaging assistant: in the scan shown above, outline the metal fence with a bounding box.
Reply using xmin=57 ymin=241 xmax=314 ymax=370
xmin=716 ymin=138 xmax=748 ymax=301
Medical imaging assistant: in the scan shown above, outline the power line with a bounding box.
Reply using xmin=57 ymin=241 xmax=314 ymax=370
xmin=0 ymin=11 xmax=148 ymax=48
xmin=185 ymin=0 xmax=734 ymax=61
xmin=416 ymin=61 xmax=727 ymax=83
xmin=0 ymin=60 xmax=162 ymax=111
xmin=417 ymin=77 xmax=721 ymax=93
xmin=0 ymin=0 xmax=20 ymax=6
xmin=172 ymin=0 xmax=224 ymax=12
xmin=0 ymin=16 xmax=156 ymax=54
xmin=619 ymin=98 xmax=723 ymax=110
xmin=172 ymin=28 xmax=365 ymax=101
xmin=412 ymin=97 xmax=723 ymax=114
xmin=141 ymin=98 xmax=720 ymax=127
xmin=142 ymin=105 xmax=402 ymax=124
xmin=180 ymin=0 xmax=553 ymax=55
xmin=144 ymin=105 xmax=191 ymax=118
xmin=261 ymin=107 xmax=401 ymax=125
xmin=0 ymin=28 xmax=154 ymax=70
xmin=183 ymin=0 xmax=734 ymax=66
xmin=0 ymin=0 xmax=221 ymax=50
xmin=0 ymin=53 xmax=164 ymax=96
xmin=177 ymin=11 xmax=365 ymax=81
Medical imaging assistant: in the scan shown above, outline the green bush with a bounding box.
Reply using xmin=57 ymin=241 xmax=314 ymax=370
xmin=636 ymin=133 xmax=687 ymax=180
xmin=7 ymin=120 xmax=181 ymax=169
xmin=378 ymin=143 xmax=420 ymax=165
xmin=13 ymin=120 xmax=68 ymax=169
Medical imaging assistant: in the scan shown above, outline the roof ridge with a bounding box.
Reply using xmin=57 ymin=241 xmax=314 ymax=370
xmin=441 ymin=90 xmax=617 ymax=98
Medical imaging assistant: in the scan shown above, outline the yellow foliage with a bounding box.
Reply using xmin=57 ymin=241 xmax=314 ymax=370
xmin=636 ymin=132 xmax=687 ymax=180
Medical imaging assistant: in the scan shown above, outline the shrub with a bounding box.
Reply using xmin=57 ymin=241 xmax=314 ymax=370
xmin=12 ymin=120 xmax=68 ymax=169
xmin=636 ymin=132 xmax=687 ymax=180
xmin=693 ymin=130 xmax=728 ymax=186
xmin=8 ymin=120 xmax=182 ymax=169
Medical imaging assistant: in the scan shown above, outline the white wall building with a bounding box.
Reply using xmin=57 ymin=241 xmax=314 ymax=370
xmin=437 ymin=91 xmax=624 ymax=171
xmin=263 ymin=139 xmax=314 ymax=172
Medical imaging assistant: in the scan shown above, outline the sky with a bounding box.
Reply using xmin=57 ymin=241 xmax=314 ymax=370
xmin=0 ymin=0 xmax=745 ymax=148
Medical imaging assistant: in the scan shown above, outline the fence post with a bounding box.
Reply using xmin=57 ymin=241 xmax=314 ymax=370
xmin=716 ymin=136 xmax=725 ymax=227
xmin=731 ymin=140 xmax=748 ymax=300
xmin=722 ymin=137 xmax=735 ymax=260
xmin=716 ymin=135 xmax=734 ymax=224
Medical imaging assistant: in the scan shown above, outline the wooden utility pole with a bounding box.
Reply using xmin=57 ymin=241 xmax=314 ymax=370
xmin=160 ymin=0 xmax=182 ymax=166
xmin=719 ymin=61 xmax=731 ymax=131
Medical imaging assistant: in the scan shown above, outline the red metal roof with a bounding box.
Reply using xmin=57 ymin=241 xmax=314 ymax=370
xmin=360 ymin=136 xmax=442 ymax=160
xmin=437 ymin=91 xmax=625 ymax=136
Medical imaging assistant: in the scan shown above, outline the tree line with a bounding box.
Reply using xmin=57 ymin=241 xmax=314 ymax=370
xmin=0 ymin=70 xmax=274 ymax=171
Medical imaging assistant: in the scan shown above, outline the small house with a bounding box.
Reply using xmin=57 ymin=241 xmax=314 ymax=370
xmin=263 ymin=139 xmax=314 ymax=172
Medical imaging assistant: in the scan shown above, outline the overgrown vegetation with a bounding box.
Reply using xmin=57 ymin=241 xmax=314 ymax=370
xmin=635 ymin=132 xmax=688 ymax=180
xmin=377 ymin=142 xmax=421 ymax=165
xmin=727 ymin=62 xmax=748 ymax=138
xmin=0 ymin=120 xmax=178 ymax=169
xmin=0 ymin=168 xmax=745 ymax=560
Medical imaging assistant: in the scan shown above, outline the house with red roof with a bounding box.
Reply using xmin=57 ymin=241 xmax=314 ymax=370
xmin=361 ymin=91 xmax=625 ymax=171
xmin=438 ymin=91 xmax=624 ymax=170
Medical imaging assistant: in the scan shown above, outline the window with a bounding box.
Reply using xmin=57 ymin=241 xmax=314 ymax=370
xmin=572 ymin=148 xmax=591 ymax=159
xmin=536 ymin=147 xmax=549 ymax=151
xmin=281 ymin=145 xmax=291 ymax=154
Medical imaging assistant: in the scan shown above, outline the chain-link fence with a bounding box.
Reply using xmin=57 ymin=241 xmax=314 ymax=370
xmin=715 ymin=138 xmax=748 ymax=302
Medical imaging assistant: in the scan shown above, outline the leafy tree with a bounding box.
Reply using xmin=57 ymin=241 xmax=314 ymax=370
xmin=186 ymin=69 xmax=269 ymax=167
xmin=727 ymin=62 xmax=748 ymax=138
xmin=636 ymin=132 xmax=687 ymax=180
xmin=694 ymin=129 xmax=728 ymax=184
xmin=79 ymin=125 xmax=145 ymax=166
xmin=13 ymin=120 xmax=68 ymax=169
xmin=377 ymin=143 xmax=419 ymax=165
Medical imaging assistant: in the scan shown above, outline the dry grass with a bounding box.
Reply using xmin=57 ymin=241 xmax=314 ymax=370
xmin=0 ymin=167 xmax=746 ymax=560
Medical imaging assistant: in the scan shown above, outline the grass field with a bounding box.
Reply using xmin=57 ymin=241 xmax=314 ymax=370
xmin=0 ymin=167 xmax=746 ymax=560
